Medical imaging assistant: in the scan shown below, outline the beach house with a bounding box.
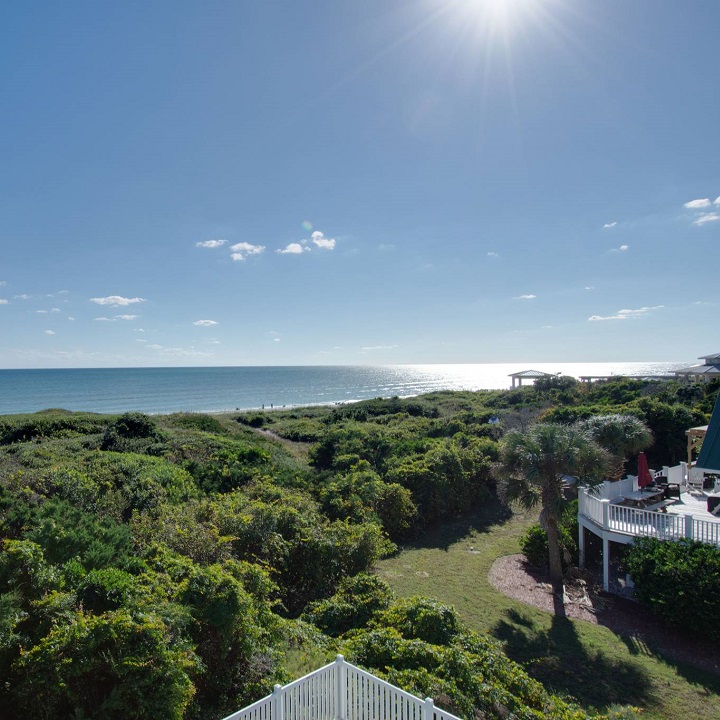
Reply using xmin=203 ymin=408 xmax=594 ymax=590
xmin=577 ymin=393 xmax=720 ymax=592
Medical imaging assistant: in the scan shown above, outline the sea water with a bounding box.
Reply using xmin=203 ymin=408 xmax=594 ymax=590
xmin=0 ymin=362 xmax=685 ymax=415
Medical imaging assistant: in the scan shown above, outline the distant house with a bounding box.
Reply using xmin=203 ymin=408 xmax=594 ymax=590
xmin=673 ymin=352 xmax=720 ymax=382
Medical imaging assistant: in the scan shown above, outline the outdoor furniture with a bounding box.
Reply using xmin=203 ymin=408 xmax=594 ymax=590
xmin=646 ymin=499 xmax=675 ymax=513
xmin=665 ymin=484 xmax=681 ymax=499
xmin=707 ymin=495 xmax=720 ymax=514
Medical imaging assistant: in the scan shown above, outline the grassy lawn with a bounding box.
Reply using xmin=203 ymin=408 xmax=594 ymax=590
xmin=375 ymin=502 xmax=720 ymax=720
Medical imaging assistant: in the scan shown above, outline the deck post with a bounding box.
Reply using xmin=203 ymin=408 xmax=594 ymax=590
xmin=602 ymin=536 xmax=610 ymax=592
xmin=423 ymin=698 xmax=434 ymax=720
xmin=601 ymin=499 xmax=610 ymax=529
xmin=685 ymin=514 xmax=694 ymax=539
xmin=335 ymin=655 xmax=346 ymax=720
xmin=272 ymin=684 xmax=283 ymax=720
xmin=578 ymin=524 xmax=585 ymax=569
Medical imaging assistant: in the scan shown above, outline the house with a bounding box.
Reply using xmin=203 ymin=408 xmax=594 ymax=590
xmin=577 ymin=393 xmax=720 ymax=592
xmin=673 ymin=352 xmax=720 ymax=382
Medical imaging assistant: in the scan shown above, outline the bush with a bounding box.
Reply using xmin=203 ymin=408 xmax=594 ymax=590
xmin=302 ymin=573 xmax=394 ymax=636
xmin=624 ymin=537 xmax=720 ymax=640
xmin=373 ymin=596 xmax=460 ymax=645
xmin=169 ymin=414 xmax=226 ymax=433
xmin=519 ymin=500 xmax=579 ymax=570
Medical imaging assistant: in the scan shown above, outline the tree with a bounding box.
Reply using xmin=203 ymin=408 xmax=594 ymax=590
xmin=578 ymin=414 xmax=652 ymax=481
xmin=498 ymin=423 xmax=608 ymax=585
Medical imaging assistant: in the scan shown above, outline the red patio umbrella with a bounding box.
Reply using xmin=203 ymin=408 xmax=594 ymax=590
xmin=638 ymin=451 xmax=653 ymax=488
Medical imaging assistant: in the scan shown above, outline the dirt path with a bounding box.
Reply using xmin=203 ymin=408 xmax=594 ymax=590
xmin=489 ymin=554 xmax=720 ymax=676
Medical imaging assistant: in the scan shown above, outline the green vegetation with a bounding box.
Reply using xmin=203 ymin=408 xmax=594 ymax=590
xmin=0 ymin=379 xmax=718 ymax=719
xmin=625 ymin=537 xmax=720 ymax=640
xmin=498 ymin=423 xmax=609 ymax=583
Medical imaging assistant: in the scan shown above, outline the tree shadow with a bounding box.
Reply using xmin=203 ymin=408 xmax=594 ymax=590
xmin=403 ymin=499 xmax=514 ymax=552
xmin=492 ymin=601 xmax=656 ymax=712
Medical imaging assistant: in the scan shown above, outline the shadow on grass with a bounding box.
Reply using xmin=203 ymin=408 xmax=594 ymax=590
xmin=492 ymin=606 xmax=655 ymax=712
xmin=404 ymin=499 xmax=514 ymax=552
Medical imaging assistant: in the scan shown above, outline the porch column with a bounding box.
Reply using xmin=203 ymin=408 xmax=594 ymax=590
xmin=578 ymin=524 xmax=585 ymax=569
xmin=602 ymin=537 xmax=609 ymax=592
xmin=685 ymin=514 xmax=694 ymax=539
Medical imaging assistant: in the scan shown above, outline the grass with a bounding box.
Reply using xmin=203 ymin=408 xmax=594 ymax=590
xmin=375 ymin=501 xmax=720 ymax=720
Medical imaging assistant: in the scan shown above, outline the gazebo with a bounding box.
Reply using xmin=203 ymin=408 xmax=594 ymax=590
xmin=508 ymin=369 xmax=555 ymax=389
xmin=674 ymin=353 xmax=720 ymax=383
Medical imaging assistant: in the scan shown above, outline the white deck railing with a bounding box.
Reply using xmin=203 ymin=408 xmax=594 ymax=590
xmin=579 ymin=488 xmax=720 ymax=547
xmin=222 ymin=656 xmax=463 ymax=720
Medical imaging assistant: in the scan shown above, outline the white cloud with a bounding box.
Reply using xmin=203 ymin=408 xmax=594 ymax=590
xmin=311 ymin=231 xmax=336 ymax=250
xmin=96 ymin=313 xmax=138 ymax=322
xmin=277 ymin=243 xmax=308 ymax=255
xmin=0 ymin=280 xmax=6 ymax=286
xmin=487 ymin=251 xmax=499 ymax=258
xmin=715 ymin=196 xmax=720 ymax=205
xmin=90 ymin=296 xmax=146 ymax=306
xmin=585 ymin=286 xmax=594 ymax=290
xmin=588 ymin=305 xmax=664 ymax=322
xmin=193 ymin=319 xmax=218 ymax=327
xmin=514 ymin=294 xmax=537 ymax=300
xmin=684 ymin=198 xmax=711 ymax=209
xmin=0 ymin=299 xmax=8 ymax=304
xmin=273 ymin=338 xmax=281 ymax=342
xmin=609 ymin=244 xmax=629 ymax=253
xmin=230 ymin=242 xmax=265 ymax=261
xmin=36 ymin=310 xmax=48 ymax=314
xmin=196 ymin=239 xmax=227 ymax=248
xmin=693 ymin=212 xmax=720 ymax=226
xmin=603 ymin=222 xmax=617 ymax=229
xmin=14 ymin=294 xmax=31 ymax=300
xmin=67 ymin=316 xmax=75 ymax=321
xmin=360 ymin=344 xmax=398 ymax=351
xmin=44 ymin=330 xmax=56 ymax=335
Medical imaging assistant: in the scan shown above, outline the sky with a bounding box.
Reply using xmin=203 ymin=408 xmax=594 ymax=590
xmin=1 ymin=0 xmax=718 ymax=369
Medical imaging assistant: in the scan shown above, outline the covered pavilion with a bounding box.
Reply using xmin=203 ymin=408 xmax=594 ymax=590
xmin=508 ymin=369 xmax=555 ymax=389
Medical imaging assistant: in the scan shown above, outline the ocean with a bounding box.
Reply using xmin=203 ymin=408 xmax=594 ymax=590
xmin=0 ymin=362 xmax=686 ymax=416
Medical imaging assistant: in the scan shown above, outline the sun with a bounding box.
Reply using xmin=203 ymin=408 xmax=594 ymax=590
xmin=446 ymin=0 xmax=550 ymax=36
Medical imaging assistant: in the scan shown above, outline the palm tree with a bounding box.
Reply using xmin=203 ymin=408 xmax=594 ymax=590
xmin=499 ymin=423 xmax=609 ymax=585
xmin=578 ymin=414 xmax=652 ymax=481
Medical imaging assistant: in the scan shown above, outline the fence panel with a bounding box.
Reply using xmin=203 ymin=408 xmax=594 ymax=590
xmin=222 ymin=657 xmax=463 ymax=720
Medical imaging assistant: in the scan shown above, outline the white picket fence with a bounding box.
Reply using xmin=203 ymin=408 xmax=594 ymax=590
xmin=222 ymin=655 xmax=463 ymax=720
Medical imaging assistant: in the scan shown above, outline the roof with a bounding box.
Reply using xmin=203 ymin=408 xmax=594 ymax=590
xmin=674 ymin=364 xmax=720 ymax=376
xmin=508 ymin=369 xmax=555 ymax=379
xmin=696 ymin=394 xmax=720 ymax=473
xmin=699 ymin=352 xmax=720 ymax=362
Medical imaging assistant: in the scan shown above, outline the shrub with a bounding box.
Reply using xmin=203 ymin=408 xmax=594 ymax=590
xmin=303 ymin=573 xmax=394 ymax=636
xmin=169 ymin=414 xmax=226 ymax=433
xmin=624 ymin=537 xmax=720 ymax=640
xmin=373 ymin=596 xmax=460 ymax=645
xmin=519 ymin=500 xmax=578 ymax=570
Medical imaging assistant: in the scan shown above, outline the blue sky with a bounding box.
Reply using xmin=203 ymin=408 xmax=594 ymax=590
xmin=1 ymin=0 xmax=718 ymax=368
